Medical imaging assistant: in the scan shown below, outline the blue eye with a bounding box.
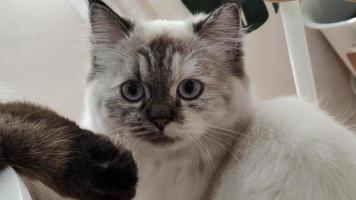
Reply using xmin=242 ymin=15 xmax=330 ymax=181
xmin=178 ymin=79 xmax=204 ymax=101
xmin=121 ymin=80 xmax=144 ymax=102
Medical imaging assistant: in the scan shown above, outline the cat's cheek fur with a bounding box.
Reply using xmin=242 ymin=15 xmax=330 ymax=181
xmin=200 ymin=79 xmax=252 ymax=131
xmin=168 ymin=111 xmax=206 ymax=137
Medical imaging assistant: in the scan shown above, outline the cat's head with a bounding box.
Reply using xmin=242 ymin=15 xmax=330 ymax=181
xmin=84 ymin=0 xmax=252 ymax=152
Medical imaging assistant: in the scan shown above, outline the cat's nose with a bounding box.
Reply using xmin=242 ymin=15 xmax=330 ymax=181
xmin=146 ymin=103 xmax=177 ymax=131
xmin=152 ymin=118 xmax=171 ymax=131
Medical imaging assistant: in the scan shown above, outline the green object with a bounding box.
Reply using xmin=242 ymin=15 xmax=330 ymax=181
xmin=181 ymin=0 xmax=279 ymax=33
xmin=181 ymin=0 xmax=223 ymax=13
xmin=272 ymin=3 xmax=279 ymax=13
xmin=240 ymin=0 xmax=269 ymax=33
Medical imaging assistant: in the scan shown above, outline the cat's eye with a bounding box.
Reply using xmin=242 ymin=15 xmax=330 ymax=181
xmin=178 ymin=79 xmax=204 ymax=101
xmin=121 ymin=80 xmax=144 ymax=102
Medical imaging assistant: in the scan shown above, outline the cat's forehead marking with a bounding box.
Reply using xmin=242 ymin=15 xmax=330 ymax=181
xmin=136 ymin=35 xmax=187 ymax=101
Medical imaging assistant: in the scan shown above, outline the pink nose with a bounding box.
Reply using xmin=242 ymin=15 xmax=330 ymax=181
xmin=152 ymin=118 xmax=171 ymax=130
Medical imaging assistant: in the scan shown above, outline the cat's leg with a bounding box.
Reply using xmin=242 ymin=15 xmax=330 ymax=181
xmin=0 ymin=102 xmax=137 ymax=200
xmin=215 ymin=97 xmax=356 ymax=200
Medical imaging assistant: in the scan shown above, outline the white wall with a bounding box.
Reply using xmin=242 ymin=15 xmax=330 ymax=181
xmin=244 ymin=7 xmax=296 ymax=100
xmin=0 ymin=0 xmax=89 ymax=121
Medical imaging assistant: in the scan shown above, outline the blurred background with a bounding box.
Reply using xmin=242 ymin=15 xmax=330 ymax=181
xmin=0 ymin=0 xmax=355 ymax=127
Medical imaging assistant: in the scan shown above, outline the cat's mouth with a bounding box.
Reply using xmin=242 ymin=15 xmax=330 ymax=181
xmin=135 ymin=132 xmax=178 ymax=146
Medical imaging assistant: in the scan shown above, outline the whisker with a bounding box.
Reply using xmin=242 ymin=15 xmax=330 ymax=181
xmin=207 ymin=129 xmax=248 ymax=142
xmin=205 ymin=133 xmax=242 ymax=156
xmin=190 ymin=134 xmax=215 ymax=178
xmin=208 ymin=126 xmax=252 ymax=142
xmin=198 ymin=138 xmax=215 ymax=178
xmin=208 ymin=125 xmax=248 ymax=136
xmin=201 ymin=134 xmax=243 ymax=168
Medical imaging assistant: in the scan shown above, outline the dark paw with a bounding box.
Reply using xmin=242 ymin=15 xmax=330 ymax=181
xmin=64 ymin=132 xmax=138 ymax=200
xmin=89 ymin=141 xmax=138 ymax=198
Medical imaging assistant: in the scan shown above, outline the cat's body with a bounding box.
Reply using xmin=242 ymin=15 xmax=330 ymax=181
xmin=214 ymin=97 xmax=356 ymax=200
xmin=1 ymin=1 xmax=356 ymax=200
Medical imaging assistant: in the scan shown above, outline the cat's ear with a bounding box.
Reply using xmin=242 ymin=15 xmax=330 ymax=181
xmin=89 ymin=1 xmax=133 ymax=44
xmin=194 ymin=3 xmax=242 ymax=48
xmin=194 ymin=3 xmax=245 ymax=77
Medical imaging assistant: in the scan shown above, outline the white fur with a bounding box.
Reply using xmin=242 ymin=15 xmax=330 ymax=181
xmin=214 ymin=97 xmax=356 ymax=200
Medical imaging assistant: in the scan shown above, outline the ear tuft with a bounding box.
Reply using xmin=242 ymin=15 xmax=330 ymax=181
xmin=89 ymin=1 xmax=133 ymax=44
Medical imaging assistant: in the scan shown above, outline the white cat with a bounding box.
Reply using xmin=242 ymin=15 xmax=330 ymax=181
xmin=82 ymin=1 xmax=356 ymax=200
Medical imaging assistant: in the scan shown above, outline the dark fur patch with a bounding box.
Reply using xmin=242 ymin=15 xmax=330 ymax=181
xmin=137 ymin=36 xmax=184 ymax=102
xmin=0 ymin=102 xmax=137 ymax=200
xmin=136 ymin=36 xmax=187 ymax=124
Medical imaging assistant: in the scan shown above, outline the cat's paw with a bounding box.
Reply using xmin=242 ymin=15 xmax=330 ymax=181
xmin=88 ymin=139 xmax=138 ymax=200
xmin=64 ymin=132 xmax=138 ymax=200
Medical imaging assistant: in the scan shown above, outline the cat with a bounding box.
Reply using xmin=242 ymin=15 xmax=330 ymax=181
xmin=0 ymin=102 xmax=138 ymax=200
xmin=83 ymin=1 xmax=251 ymax=200
xmin=83 ymin=1 xmax=356 ymax=200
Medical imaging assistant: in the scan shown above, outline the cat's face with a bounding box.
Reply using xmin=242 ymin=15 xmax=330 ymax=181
xmin=85 ymin=1 xmax=252 ymax=152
